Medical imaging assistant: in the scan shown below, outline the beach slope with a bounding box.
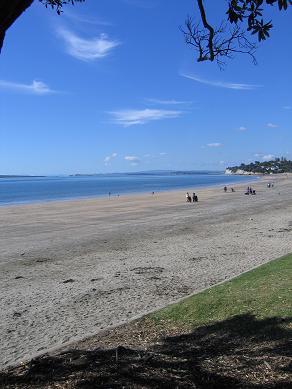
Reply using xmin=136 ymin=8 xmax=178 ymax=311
xmin=1 ymin=176 xmax=292 ymax=368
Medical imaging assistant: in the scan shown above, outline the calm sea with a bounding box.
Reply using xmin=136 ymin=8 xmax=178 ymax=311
xmin=0 ymin=173 xmax=257 ymax=206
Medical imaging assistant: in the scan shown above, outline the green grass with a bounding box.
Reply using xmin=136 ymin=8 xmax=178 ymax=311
xmin=151 ymin=254 xmax=292 ymax=328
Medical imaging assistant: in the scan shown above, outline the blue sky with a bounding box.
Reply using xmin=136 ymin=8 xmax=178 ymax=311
xmin=0 ymin=0 xmax=291 ymax=175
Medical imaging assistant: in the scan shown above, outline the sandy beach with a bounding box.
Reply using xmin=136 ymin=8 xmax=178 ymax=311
xmin=1 ymin=175 xmax=292 ymax=369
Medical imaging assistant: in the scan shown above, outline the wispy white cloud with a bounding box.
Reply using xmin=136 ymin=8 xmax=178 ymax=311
xmin=109 ymin=108 xmax=182 ymax=126
xmin=63 ymin=11 xmax=112 ymax=27
xmin=0 ymin=79 xmax=56 ymax=95
xmin=104 ymin=152 xmax=118 ymax=165
xmin=58 ymin=28 xmax=120 ymax=61
xmin=123 ymin=0 xmax=156 ymax=8
xmin=262 ymin=154 xmax=275 ymax=161
xmin=283 ymin=105 xmax=291 ymax=110
xmin=124 ymin=155 xmax=140 ymax=162
xmin=207 ymin=143 xmax=223 ymax=148
xmin=267 ymin=123 xmax=278 ymax=128
xmin=146 ymin=98 xmax=191 ymax=105
xmin=238 ymin=126 xmax=247 ymax=131
xmin=159 ymin=152 xmax=167 ymax=156
xmin=124 ymin=155 xmax=140 ymax=165
xmin=180 ymin=73 xmax=262 ymax=90
xmin=254 ymin=153 xmax=275 ymax=161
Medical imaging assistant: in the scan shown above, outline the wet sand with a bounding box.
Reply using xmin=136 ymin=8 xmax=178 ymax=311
xmin=1 ymin=176 xmax=292 ymax=368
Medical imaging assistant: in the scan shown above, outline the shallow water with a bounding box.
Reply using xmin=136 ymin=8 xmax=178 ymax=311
xmin=0 ymin=172 xmax=257 ymax=206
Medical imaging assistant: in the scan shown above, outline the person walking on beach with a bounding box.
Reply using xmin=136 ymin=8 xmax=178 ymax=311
xmin=224 ymin=186 xmax=227 ymax=193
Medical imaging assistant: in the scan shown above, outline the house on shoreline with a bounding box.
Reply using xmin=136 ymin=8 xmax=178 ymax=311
xmin=225 ymin=158 xmax=292 ymax=175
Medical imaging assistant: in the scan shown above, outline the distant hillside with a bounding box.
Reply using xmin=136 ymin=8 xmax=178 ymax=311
xmin=71 ymin=170 xmax=223 ymax=177
xmin=226 ymin=158 xmax=292 ymax=175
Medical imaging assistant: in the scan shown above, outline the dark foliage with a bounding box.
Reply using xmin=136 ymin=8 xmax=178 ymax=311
xmin=183 ymin=0 xmax=291 ymax=66
xmin=0 ymin=0 xmax=84 ymax=51
xmin=0 ymin=314 xmax=291 ymax=388
xmin=227 ymin=157 xmax=292 ymax=174
xmin=39 ymin=0 xmax=85 ymax=15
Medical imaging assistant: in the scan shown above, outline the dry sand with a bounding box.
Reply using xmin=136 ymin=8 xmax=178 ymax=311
xmin=1 ymin=176 xmax=292 ymax=368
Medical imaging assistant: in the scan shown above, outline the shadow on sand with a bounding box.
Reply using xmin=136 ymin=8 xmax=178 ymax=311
xmin=0 ymin=314 xmax=291 ymax=388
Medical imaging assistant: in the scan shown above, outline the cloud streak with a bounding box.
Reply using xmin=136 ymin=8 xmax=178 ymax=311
xmin=63 ymin=11 xmax=112 ymax=27
xmin=58 ymin=28 xmax=120 ymax=61
xmin=181 ymin=73 xmax=262 ymax=90
xmin=207 ymin=143 xmax=223 ymax=148
xmin=262 ymin=154 xmax=275 ymax=161
xmin=124 ymin=155 xmax=140 ymax=165
xmin=146 ymin=98 xmax=191 ymax=105
xmin=123 ymin=0 xmax=156 ymax=8
xmin=0 ymin=79 xmax=56 ymax=95
xmin=267 ymin=123 xmax=278 ymax=128
xmin=109 ymin=108 xmax=182 ymax=126
xmin=104 ymin=152 xmax=117 ymax=165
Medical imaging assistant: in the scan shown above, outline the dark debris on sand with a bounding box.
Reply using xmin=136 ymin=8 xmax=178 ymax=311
xmin=0 ymin=314 xmax=291 ymax=388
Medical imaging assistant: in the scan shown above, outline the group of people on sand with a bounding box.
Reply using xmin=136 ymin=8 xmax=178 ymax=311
xmin=223 ymin=186 xmax=235 ymax=193
xmin=223 ymin=185 xmax=256 ymax=195
xmin=245 ymin=186 xmax=256 ymax=195
xmin=185 ymin=182 xmax=261 ymax=202
xmin=186 ymin=192 xmax=198 ymax=203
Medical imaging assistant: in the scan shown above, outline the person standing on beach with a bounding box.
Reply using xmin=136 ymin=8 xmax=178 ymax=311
xmin=192 ymin=193 xmax=196 ymax=203
xmin=224 ymin=186 xmax=227 ymax=193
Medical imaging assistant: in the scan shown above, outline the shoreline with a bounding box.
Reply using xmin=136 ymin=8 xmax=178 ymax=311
xmin=0 ymin=174 xmax=260 ymax=208
xmin=1 ymin=174 xmax=291 ymax=368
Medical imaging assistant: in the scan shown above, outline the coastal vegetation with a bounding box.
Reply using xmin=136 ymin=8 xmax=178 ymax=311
xmin=226 ymin=157 xmax=292 ymax=174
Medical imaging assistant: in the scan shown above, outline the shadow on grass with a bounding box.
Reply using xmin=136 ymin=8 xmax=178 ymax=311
xmin=0 ymin=314 xmax=291 ymax=388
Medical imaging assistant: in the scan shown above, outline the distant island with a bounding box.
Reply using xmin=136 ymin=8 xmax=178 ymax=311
xmin=0 ymin=175 xmax=45 ymax=178
xmin=70 ymin=170 xmax=223 ymax=177
xmin=225 ymin=157 xmax=292 ymax=175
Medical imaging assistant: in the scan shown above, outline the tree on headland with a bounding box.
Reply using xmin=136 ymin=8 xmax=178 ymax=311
xmin=227 ymin=157 xmax=292 ymax=174
xmin=0 ymin=0 xmax=84 ymax=52
xmin=183 ymin=0 xmax=291 ymax=66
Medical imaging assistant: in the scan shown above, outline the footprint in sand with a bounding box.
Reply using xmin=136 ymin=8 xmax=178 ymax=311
xmin=62 ymin=279 xmax=75 ymax=284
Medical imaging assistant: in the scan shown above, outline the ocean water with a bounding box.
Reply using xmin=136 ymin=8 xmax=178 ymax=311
xmin=0 ymin=173 xmax=257 ymax=206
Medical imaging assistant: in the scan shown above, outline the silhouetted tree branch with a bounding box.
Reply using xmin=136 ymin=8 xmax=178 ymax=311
xmin=0 ymin=0 xmax=33 ymax=52
xmin=0 ymin=0 xmax=84 ymax=52
xmin=182 ymin=18 xmax=257 ymax=67
xmin=184 ymin=0 xmax=291 ymax=65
